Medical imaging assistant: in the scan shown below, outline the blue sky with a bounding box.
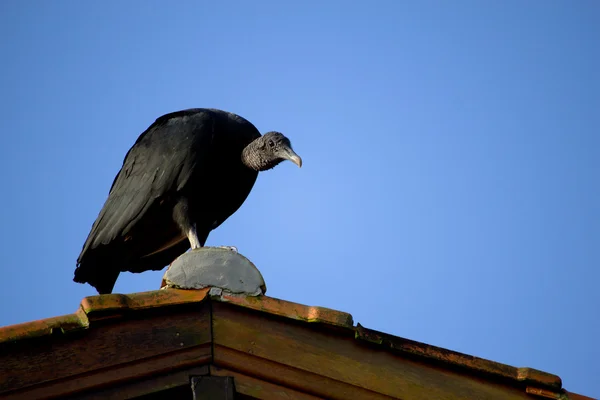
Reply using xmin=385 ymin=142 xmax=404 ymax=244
xmin=1 ymin=0 xmax=598 ymax=396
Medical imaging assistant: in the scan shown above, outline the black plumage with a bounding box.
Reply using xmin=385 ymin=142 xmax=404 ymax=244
xmin=74 ymin=108 xmax=301 ymax=294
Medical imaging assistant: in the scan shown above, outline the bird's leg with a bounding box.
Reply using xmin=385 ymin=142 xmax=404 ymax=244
xmin=187 ymin=224 xmax=202 ymax=249
xmin=173 ymin=198 xmax=203 ymax=250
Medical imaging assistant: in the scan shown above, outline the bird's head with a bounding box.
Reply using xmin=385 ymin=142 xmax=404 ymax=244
xmin=243 ymin=131 xmax=302 ymax=171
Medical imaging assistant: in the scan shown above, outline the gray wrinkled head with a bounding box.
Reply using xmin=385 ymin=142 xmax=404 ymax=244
xmin=243 ymin=131 xmax=302 ymax=171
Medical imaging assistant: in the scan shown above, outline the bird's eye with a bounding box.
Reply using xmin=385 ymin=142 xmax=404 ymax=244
xmin=268 ymin=140 xmax=275 ymax=148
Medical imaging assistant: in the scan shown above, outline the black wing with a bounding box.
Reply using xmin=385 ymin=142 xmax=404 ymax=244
xmin=77 ymin=109 xmax=215 ymax=263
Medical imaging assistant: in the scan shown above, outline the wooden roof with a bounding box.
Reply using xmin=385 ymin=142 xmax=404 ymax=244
xmin=0 ymin=288 xmax=593 ymax=399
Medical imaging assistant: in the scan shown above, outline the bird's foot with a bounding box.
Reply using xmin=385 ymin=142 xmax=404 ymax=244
xmin=219 ymin=246 xmax=238 ymax=253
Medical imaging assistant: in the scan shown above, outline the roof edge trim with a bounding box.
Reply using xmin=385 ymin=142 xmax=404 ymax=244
xmin=354 ymin=323 xmax=562 ymax=391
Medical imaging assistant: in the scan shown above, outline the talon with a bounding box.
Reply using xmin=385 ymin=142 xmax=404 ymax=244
xmin=219 ymin=246 xmax=238 ymax=253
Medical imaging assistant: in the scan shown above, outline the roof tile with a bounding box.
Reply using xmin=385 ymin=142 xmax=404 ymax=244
xmin=81 ymin=288 xmax=210 ymax=316
xmin=0 ymin=307 xmax=88 ymax=344
xmin=215 ymin=291 xmax=354 ymax=328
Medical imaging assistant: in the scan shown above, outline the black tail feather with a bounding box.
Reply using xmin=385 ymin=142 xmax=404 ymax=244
xmin=74 ymin=264 xmax=120 ymax=295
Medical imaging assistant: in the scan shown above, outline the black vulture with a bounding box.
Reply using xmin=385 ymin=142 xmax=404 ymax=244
xmin=74 ymin=108 xmax=301 ymax=294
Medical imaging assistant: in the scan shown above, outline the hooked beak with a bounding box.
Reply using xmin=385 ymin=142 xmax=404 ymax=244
xmin=281 ymin=147 xmax=302 ymax=168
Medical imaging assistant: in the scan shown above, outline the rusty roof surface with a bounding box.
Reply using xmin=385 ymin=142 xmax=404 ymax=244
xmin=0 ymin=289 xmax=593 ymax=400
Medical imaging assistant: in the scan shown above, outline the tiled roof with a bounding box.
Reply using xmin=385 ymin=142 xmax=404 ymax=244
xmin=0 ymin=289 xmax=594 ymax=400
